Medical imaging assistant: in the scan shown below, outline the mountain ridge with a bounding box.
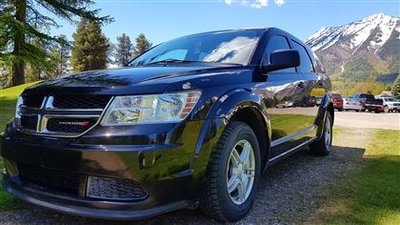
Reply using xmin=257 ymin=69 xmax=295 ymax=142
xmin=305 ymin=13 xmax=400 ymax=82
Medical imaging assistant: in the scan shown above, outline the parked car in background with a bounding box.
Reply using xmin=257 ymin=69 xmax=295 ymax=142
xmin=377 ymin=97 xmax=400 ymax=113
xmin=352 ymin=93 xmax=384 ymax=113
xmin=276 ymin=101 xmax=294 ymax=108
xmin=332 ymin=93 xmax=343 ymax=111
xmin=343 ymin=97 xmax=363 ymax=112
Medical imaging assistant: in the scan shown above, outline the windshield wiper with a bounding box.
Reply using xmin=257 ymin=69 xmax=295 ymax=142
xmin=148 ymin=59 xmax=202 ymax=65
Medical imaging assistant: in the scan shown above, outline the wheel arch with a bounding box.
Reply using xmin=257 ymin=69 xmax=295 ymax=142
xmin=315 ymin=93 xmax=334 ymax=138
xmin=191 ymin=89 xmax=271 ymax=173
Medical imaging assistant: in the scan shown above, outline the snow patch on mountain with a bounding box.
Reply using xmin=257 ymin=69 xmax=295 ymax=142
xmin=305 ymin=13 xmax=399 ymax=54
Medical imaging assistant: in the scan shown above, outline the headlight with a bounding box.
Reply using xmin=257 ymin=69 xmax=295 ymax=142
xmin=101 ymin=91 xmax=201 ymax=126
xmin=15 ymin=96 xmax=23 ymax=119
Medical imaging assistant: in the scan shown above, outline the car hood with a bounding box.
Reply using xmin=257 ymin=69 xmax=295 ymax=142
xmin=23 ymin=64 xmax=246 ymax=96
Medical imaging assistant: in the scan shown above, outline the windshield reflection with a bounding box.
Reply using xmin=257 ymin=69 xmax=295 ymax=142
xmin=203 ymin=37 xmax=259 ymax=64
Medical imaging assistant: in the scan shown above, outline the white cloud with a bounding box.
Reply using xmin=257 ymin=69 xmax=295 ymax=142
xmin=224 ymin=0 xmax=233 ymax=5
xmin=251 ymin=0 xmax=268 ymax=8
xmin=274 ymin=0 xmax=284 ymax=6
xmin=223 ymin=0 xmax=284 ymax=8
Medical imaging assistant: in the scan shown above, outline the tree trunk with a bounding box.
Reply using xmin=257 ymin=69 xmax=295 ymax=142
xmin=11 ymin=0 xmax=27 ymax=86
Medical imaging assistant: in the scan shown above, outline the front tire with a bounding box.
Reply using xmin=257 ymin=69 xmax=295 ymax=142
xmin=199 ymin=122 xmax=261 ymax=222
xmin=310 ymin=113 xmax=333 ymax=156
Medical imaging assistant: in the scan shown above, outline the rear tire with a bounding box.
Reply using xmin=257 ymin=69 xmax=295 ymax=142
xmin=384 ymin=106 xmax=389 ymax=113
xmin=199 ymin=122 xmax=261 ymax=222
xmin=310 ymin=113 xmax=333 ymax=156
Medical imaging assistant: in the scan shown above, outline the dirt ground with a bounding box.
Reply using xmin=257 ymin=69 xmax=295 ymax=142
xmin=334 ymin=111 xmax=400 ymax=130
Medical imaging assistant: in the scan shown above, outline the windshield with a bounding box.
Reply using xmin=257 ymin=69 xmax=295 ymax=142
xmin=386 ymin=98 xmax=396 ymax=101
xmin=130 ymin=30 xmax=263 ymax=66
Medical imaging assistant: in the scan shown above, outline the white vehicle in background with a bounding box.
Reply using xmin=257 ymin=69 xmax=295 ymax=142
xmin=377 ymin=97 xmax=400 ymax=113
xmin=343 ymin=97 xmax=363 ymax=112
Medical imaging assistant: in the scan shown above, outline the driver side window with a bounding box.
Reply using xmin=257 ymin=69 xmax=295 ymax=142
xmin=263 ymin=35 xmax=295 ymax=72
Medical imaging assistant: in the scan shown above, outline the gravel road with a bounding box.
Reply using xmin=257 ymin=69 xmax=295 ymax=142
xmin=334 ymin=111 xmax=400 ymax=130
xmin=0 ymin=126 xmax=372 ymax=225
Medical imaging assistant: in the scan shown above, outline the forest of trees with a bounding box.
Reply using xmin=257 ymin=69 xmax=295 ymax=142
xmin=0 ymin=0 xmax=152 ymax=88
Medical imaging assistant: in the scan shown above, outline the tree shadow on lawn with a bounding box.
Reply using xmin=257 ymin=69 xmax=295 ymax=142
xmin=0 ymin=145 xmax=367 ymax=225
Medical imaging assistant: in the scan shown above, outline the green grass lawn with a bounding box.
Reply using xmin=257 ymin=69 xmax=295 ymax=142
xmin=0 ymin=81 xmax=41 ymax=210
xmin=317 ymin=129 xmax=400 ymax=225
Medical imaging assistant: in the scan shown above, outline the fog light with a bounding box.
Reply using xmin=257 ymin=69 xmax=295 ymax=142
xmin=86 ymin=176 xmax=148 ymax=201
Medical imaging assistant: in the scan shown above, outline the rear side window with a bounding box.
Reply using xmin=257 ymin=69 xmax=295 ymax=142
xmin=291 ymin=41 xmax=314 ymax=73
xmin=332 ymin=94 xmax=342 ymax=99
xmin=263 ymin=35 xmax=295 ymax=72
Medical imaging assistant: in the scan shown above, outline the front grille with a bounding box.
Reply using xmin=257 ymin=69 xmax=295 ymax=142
xmin=18 ymin=95 xmax=109 ymax=137
xmin=18 ymin=164 xmax=80 ymax=194
xmin=87 ymin=176 xmax=148 ymax=201
xmin=20 ymin=115 xmax=37 ymax=131
xmin=46 ymin=117 xmax=97 ymax=134
xmin=53 ymin=95 xmax=111 ymax=109
xmin=23 ymin=95 xmax=44 ymax=108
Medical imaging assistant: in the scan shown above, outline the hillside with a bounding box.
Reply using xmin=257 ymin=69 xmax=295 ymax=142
xmin=305 ymin=13 xmax=400 ymax=82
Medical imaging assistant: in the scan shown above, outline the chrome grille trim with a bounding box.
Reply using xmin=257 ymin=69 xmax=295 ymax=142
xmin=17 ymin=96 xmax=114 ymax=138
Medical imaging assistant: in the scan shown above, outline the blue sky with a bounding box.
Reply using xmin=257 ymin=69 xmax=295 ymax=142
xmin=48 ymin=0 xmax=399 ymax=44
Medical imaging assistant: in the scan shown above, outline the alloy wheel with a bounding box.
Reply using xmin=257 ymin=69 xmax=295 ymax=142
xmin=226 ymin=140 xmax=256 ymax=205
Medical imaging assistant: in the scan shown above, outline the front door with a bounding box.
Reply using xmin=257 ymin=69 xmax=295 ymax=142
xmin=256 ymin=35 xmax=319 ymax=158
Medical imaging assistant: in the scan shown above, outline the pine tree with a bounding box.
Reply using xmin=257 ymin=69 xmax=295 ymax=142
xmin=392 ymin=75 xmax=400 ymax=98
xmin=0 ymin=0 xmax=110 ymax=86
xmin=115 ymin=33 xmax=133 ymax=66
xmin=71 ymin=19 xmax=110 ymax=72
xmin=133 ymin=33 xmax=152 ymax=57
xmin=54 ymin=35 xmax=71 ymax=77
xmin=25 ymin=36 xmax=63 ymax=82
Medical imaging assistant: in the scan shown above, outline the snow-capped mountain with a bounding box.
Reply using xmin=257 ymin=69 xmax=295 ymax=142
xmin=305 ymin=13 xmax=400 ymax=80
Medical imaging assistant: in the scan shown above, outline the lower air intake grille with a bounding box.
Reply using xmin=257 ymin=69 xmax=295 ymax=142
xmin=87 ymin=176 xmax=148 ymax=201
xmin=18 ymin=164 xmax=80 ymax=195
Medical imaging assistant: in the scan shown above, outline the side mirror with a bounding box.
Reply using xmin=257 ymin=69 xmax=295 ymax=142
xmin=263 ymin=49 xmax=300 ymax=73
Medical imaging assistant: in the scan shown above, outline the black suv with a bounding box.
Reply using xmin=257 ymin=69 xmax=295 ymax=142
xmin=0 ymin=28 xmax=334 ymax=221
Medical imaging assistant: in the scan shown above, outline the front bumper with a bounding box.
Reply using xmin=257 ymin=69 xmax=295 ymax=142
xmin=1 ymin=171 xmax=191 ymax=220
xmin=0 ymin=120 xmax=212 ymax=219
